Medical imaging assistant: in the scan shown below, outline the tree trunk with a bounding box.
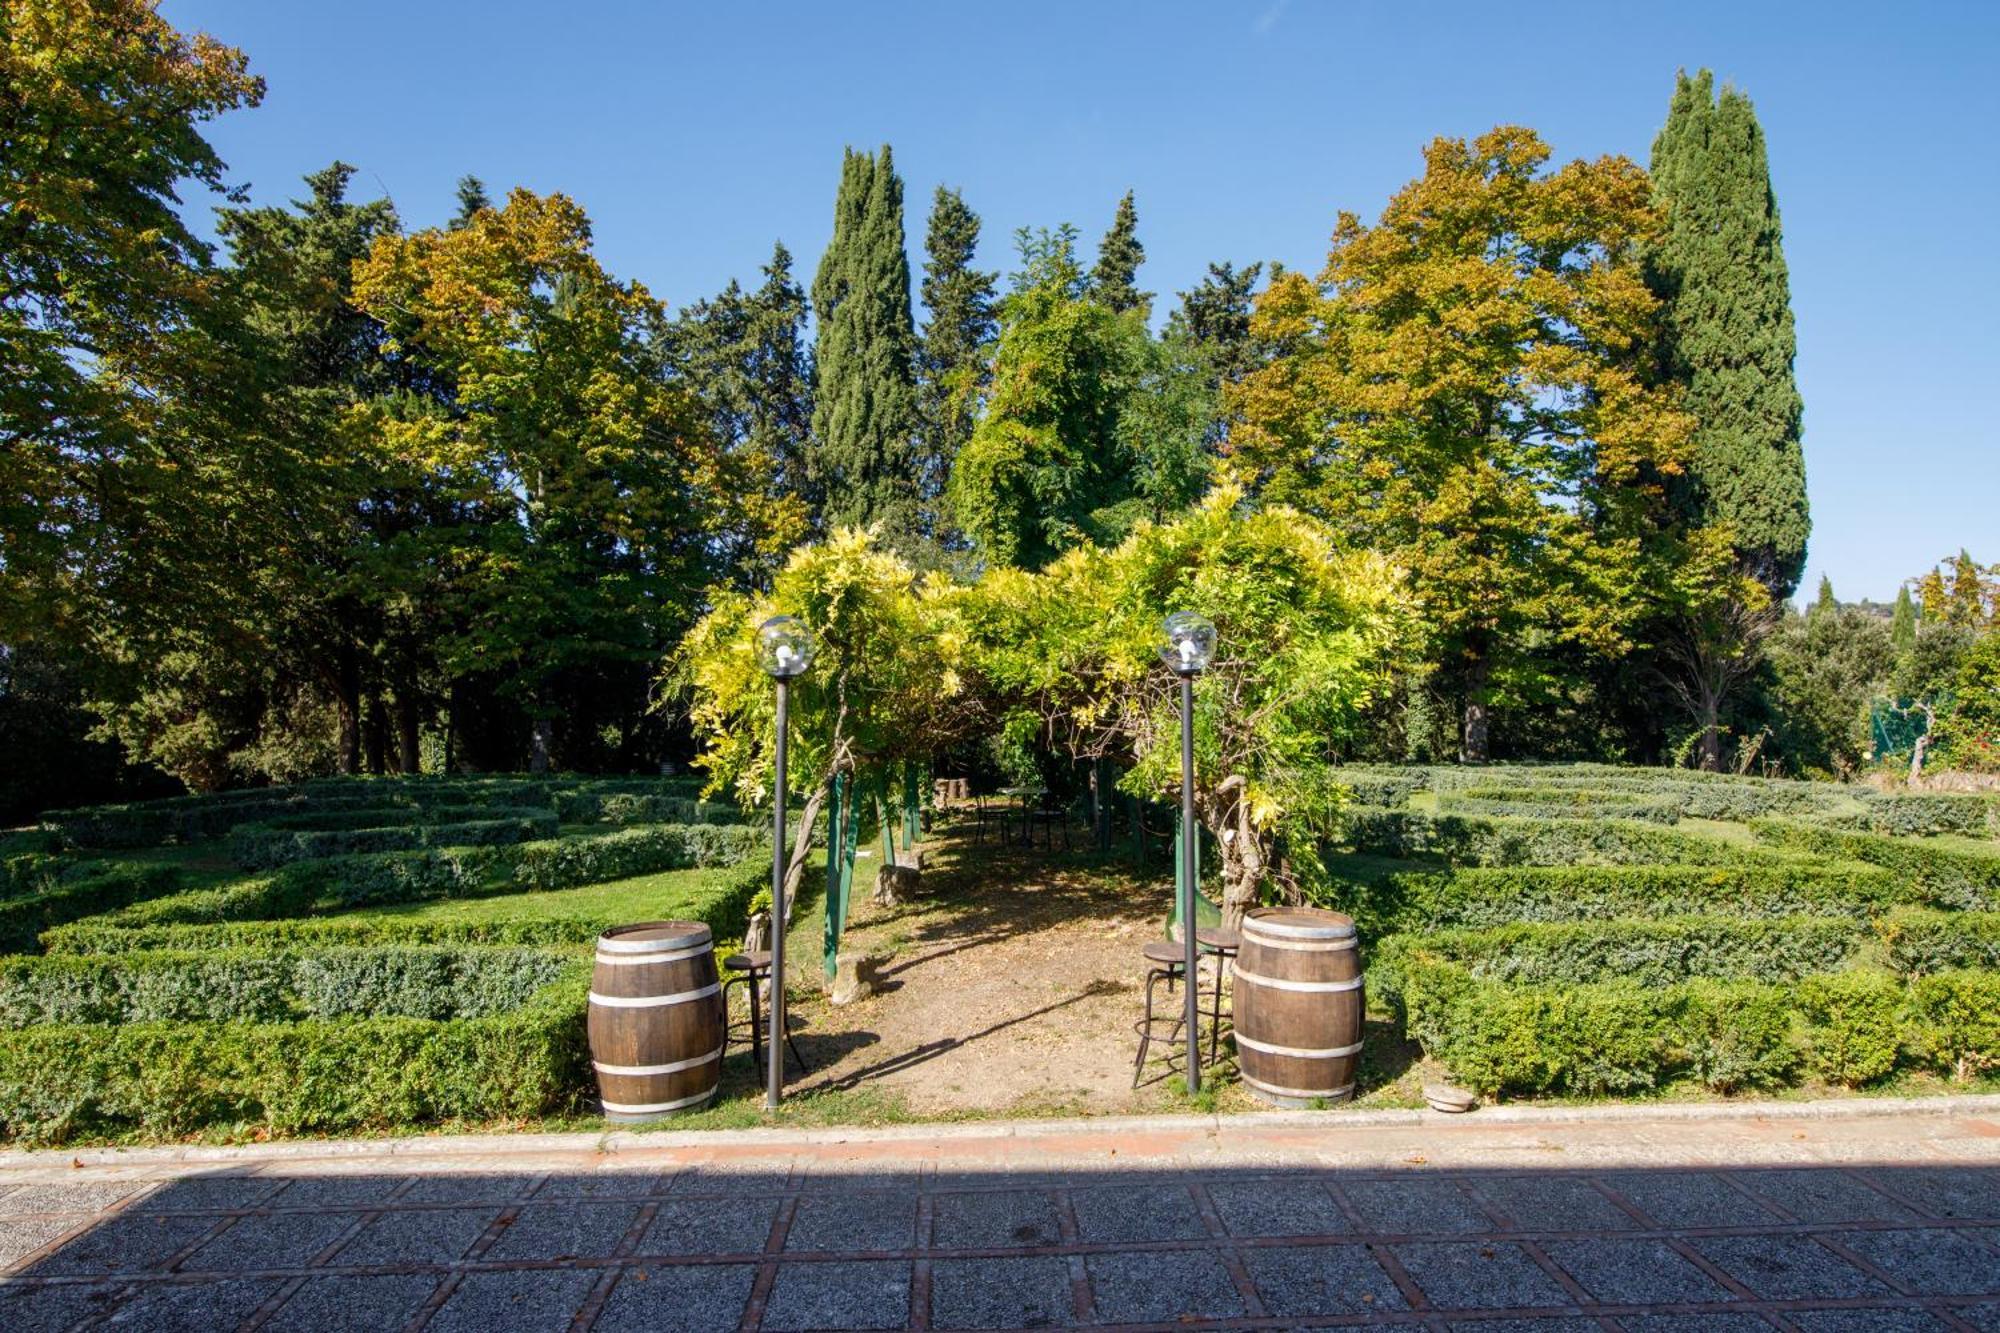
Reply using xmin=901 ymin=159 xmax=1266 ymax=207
xmin=529 ymin=715 xmax=552 ymax=774
xmin=395 ymin=692 xmax=421 ymax=775
xmin=363 ymin=693 xmax=388 ymax=776
xmin=1459 ymin=646 xmax=1493 ymax=763
xmin=334 ymin=648 xmax=361 ymax=777
xmin=1698 ymin=705 xmax=1723 ymax=772
xmin=1202 ymin=775 xmax=1267 ymax=930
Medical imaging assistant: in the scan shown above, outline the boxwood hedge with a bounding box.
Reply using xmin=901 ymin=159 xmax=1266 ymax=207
xmin=1752 ymin=820 xmax=2000 ymax=909
xmin=1338 ymin=808 xmax=1768 ymax=867
xmin=229 ymin=809 xmax=560 ymax=869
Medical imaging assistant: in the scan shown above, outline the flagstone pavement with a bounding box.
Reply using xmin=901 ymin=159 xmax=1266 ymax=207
xmin=3 ymin=1098 xmax=1999 ymax=1331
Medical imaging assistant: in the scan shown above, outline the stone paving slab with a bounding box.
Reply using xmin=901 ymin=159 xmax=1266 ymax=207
xmin=1 ymin=1099 xmax=1998 ymax=1329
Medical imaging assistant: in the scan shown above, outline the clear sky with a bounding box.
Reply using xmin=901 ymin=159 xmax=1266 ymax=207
xmin=163 ymin=0 xmax=1998 ymax=604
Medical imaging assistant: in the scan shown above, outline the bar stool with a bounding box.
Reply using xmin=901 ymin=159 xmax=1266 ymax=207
xmin=720 ymin=951 xmax=809 ymax=1074
xmin=1196 ymin=926 xmax=1241 ymax=1065
xmin=1132 ymin=940 xmax=1194 ymax=1086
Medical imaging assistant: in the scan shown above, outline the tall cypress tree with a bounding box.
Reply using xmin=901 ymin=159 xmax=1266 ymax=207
xmin=1090 ymin=190 xmax=1149 ymax=315
xmin=1648 ymin=70 xmax=1810 ymax=598
xmin=915 ymin=187 xmax=997 ymax=537
xmin=1891 ymin=585 xmax=1917 ymax=653
xmin=809 ymin=146 xmax=921 ymax=540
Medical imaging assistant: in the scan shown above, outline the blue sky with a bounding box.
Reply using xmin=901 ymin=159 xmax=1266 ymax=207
xmin=164 ymin=1 xmax=1997 ymax=604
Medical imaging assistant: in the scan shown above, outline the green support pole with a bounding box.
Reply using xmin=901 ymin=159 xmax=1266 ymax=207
xmin=822 ymin=774 xmax=848 ymax=980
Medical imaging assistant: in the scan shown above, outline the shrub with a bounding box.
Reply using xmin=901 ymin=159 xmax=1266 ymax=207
xmin=1795 ymin=972 xmax=1902 ymax=1087
xmin=1753 ymin=820 xmax=2000 ymax=909
xmin=509 ymin=823 xmax=760 ymax=892
xmin=229 ymin=809 xmax=560 ymax=869
xmin=1666 ymin=981 xmax=1798 ymax=1093
xmin=1903 ymin=970 xmax=2000 ymax=1081
xmin=1439 ymin=789 xmax=1681 ymax=825
xmin=1879 ymin=910 xmax=2000 ymax=975
xmin=1339 ymin=808 xmax=1765 ymax=867
xmin=1842 ymin=792 xmax=1999 ymax=839
xmin=0 ymin=864 xmax=186 ymax=954
xmin=0 ymin=961 xmax=588 ymax=1144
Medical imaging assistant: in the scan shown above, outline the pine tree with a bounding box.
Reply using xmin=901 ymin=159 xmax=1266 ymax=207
xmin=1648 ymin=70 xmax=1810 ymax=598
xmin=1168 ymin=260 xmax=1266 ymax=385
xmin=915 ymin=187 xmax=997 ymax=536
xmin=450 ymin=175 xmax=490 ymax=229
xmin=1090 ymin=190 xmax=1149 ymax=315
xmin=1891 ymin=586 xmax=1917 ymax=653
xmin=1810 ymin=575 xmax=1836 ymax=618
xmin=809 ymin=147 xmax=922 ymax=540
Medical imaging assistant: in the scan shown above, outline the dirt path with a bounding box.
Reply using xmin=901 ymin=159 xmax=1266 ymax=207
xmin=784 ymin=824 xmax=1208 ymax=1116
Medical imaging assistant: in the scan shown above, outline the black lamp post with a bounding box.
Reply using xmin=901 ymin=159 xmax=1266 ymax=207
xmin=755 ymin=615 xmax=814 ymax=1111
xmin=1159 ymin=610 xmax=1216 ymax=1095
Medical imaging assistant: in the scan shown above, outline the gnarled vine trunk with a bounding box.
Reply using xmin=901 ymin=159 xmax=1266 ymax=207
xmin=1197 ymin=773 xmax=1270 ymax=930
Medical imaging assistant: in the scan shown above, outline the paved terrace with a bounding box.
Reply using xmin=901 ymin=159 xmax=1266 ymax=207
xmin=3 ymin=1097 xmax=1999 ymax=1331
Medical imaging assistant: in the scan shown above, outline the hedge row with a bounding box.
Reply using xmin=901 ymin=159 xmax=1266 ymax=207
xmin=1373 ymin=916 xmax=1868 ymax=993
xmin=1435 ymin=792 xmax=1681 ymax=825
xmin=1752 ymin=820 xmax=2000 ymax=909
xmin=85 ymin=822 xmax=758 ymax=933
xmin=1337 ymin=808 xmax=1767 ymax=867
xmin=0 ymin=946 xmax=567 ymax=1026
xmin=1321 ymin=860 xmax=1907 ymax=936
xmin=1410 ymin=764 xmax=1841 ymax=818
xmin=1839 ymin=792 xmax=1999 ymax=840
xmin=1399 ymin=959 xmax=1998 ymax=1096
xmin=44 ymin=859 xmax=767 ymax=956
xmin=229 ymin=810 xmax=560 ymax=869
xmin=0 ymin=864 xmax=187 ymax=955
xmin=0 ymin=961 xmax=589 ymax=1144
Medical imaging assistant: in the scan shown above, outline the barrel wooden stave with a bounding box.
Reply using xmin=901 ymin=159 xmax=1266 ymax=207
xmin=587 ymin=920 xmax=724 ymax=1121
xmin=1231 ymin=906 xmax=1364 ymax=1108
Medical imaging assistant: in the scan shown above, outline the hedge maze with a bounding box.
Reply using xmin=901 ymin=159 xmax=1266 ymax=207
xmin=0 ymin=777 xmax=765 ymax=1144
xmin=1338 ymin=766 xmax=2000 ymax=1098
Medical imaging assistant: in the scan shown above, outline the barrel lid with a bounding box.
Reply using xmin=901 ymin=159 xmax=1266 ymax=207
xmin=1243 ymin=907 xmax=1357 ymax=940
xmin=598 ymin=921 xmax=713 ymax=953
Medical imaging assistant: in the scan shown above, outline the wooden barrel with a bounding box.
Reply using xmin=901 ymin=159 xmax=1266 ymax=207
xmin=1231 ymin=907 xmax=1364 ymax=1108
xmin=588 ymin=921 xmax=724 ymax=1121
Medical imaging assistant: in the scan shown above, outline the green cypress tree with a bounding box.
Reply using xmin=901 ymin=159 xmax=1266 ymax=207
xmin=809 ymin=146 xmax=922 ymax=540
xmin=1648 ymin=70 xmax=1810 ymax=598
xmin=915 ymin=186 xmax=997 ymax=536
xmin=1811 ymin=574 xmax=1836 ymax=618
xmin=1891 ymin=585 xmax=1917 ymax=653
xmin=450 ymin=175 xmax=490 ymax=229
xmin=1090 ymin=190 xmax=1150 ymax=315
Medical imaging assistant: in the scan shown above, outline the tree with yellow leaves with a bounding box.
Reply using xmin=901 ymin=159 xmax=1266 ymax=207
xmin=1227 ymin=127 xmax=1700 ymax=761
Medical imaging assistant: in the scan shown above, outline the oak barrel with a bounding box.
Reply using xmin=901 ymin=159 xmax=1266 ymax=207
xmin=1231 ymin=907 xmax=1363 ymax=1107
xmin=588 ymin=920 xmax=724 ymax=1121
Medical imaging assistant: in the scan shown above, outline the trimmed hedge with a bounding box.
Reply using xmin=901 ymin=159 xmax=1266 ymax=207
xmin=1752 ymin=820 xmax=2000 ymax=909
xmin=1398 ymin=957 xmax=1992 ymax=1097
xmin=1338 ymin=808 xmax=1766 ymax=867
xmin=1882 ymin=910 xmax=2000 ymax=975
xmin=43 ymin=856 xmax=769 ymax=957
xmin=510 ymin=822 xmax=759 ymax=892
xmin=1374 ymin=916 xmax=1867 ymax=993
xmin=1322 ymin=860 xmax=1905 ymax=936
xmin=1436 ymin=791 xmax=1681 ymax=825
xmin=229 ymin=810 xmax=560 ymax=869
xmin=1841 ymin=792 xmax=2000 ymax=840
xmin=0 ymin=946 xmax=566 ymax=1026
xmin=0 ymin=961 xmax=589 ymax=1144
xmin=0 ymin=865 xmax=186 ymax=954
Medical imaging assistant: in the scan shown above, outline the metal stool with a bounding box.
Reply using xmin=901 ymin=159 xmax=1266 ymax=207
xmin=1196 ymin=926 xmax=1241 ymax=1065
xmin=721 ymin=951 xmax=809 ymax=1075
xmin=1133 ymin=940 xmax=1193 ymax=1087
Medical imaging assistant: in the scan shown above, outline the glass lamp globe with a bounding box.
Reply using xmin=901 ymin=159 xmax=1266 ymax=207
xmin=1159 ymin=611 xmax=1216 ymax=675
xmin=756 ymin=616 xmax=815 ymax=679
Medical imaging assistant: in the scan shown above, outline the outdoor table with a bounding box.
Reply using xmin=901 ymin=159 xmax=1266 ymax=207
xmin=998 ymin=785 xmax=1046 ymax=845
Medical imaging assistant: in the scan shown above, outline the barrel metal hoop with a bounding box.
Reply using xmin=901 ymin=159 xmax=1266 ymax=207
xmin=592 ymin=1046 xmax=723 ymax=1077
xmin=594 ymin=944 xmax=711 ymax=966
xmin=1234 ymin=1033 xmax=1365 ymax=1060
xmin=597 ymin=925 xmax=712 ymax=954
xmin=601 ymin=1088 xmax=717 ymax=1115
xmin=1241 ymin=1072 xmax=1357 ymax=1101
xmin=1243 ymin=913 xmax=1357 ymax=941
xmin=1244 ymin=936 xmax=1357 ymax=953
xmin=1232 ymin=968 xmax=1364 ymax=994
xmin=588 ymin=982 xmax=721 ymax=1008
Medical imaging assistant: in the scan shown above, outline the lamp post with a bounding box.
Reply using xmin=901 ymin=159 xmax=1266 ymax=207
xmin=755 ymin=615 xmax=815 ymax=1110
xmin=1159 ymin=610 xmax=1216 ymax=1095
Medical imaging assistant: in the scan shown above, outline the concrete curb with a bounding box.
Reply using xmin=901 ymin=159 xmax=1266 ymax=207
xmin=6 ymin=1092 xmax=1998 ymax=1172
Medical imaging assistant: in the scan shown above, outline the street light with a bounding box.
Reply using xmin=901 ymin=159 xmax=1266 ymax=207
xmin=1158 ymin=611 xmax=1214 ymax=1094
xmin=756 ymin=615 xmax=814 ymax=1110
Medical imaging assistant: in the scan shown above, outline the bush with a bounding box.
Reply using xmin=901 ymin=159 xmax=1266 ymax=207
xmin=229 ymin=810 xmax=560 ymax=869
xmin=1842 ymin=792 xmax=1999 ymax=839
xmin=1904 ymin=970 xmax=2000 ymax=1081
xmin=1439 ymin=788 xmax=1682 ymax=825
xmin=1338 ymin=808 xmax=1764 ymax=867
xmin=0 ymin=864 xmax=186 ymax=954
xmin=1666 ymin=981 xmax=1799 ymax=1093
xmin=0 ymin=962 xmax=588 ymax=1144
xmin=43 ymin=859 xmax=769 ymax=958
xmin=1753 ymin=820 xmax=2000 ymax=909
xmin=509 ymin=823 xmax=760 ymax=892
xmin=1882 ymin=910 xmax=2000 ymax=975
xmin=1795 ymin=972 xmax=1902 ymax=1087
